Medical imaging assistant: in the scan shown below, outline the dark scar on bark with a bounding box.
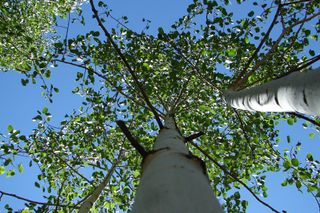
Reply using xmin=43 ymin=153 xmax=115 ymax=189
xmin=257 ymin=95 xmax=261 ymax=105
xmin=184 ymin=154 xmax=208 ymax=176
xmin=275 ymin=94 xmax=280 ymax=106
xmin=303 ymin=89 xmax=309 ymax=106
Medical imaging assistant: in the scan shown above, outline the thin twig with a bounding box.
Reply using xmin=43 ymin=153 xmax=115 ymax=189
xmin=0 ymin=190 xmax=77 ymax=208
xmin=172 ymin=74 xmax=193 ymax=112
xmin=170 ymin=42 xmax=223 ymax=95
xmin=234 ymin=10 xmax=320 ymax=89
xmin=231 ymin=5 xmax=281 ymax=90
xmin=281 ymin=0 xmax=314 ymax=6
xmin=288 ymin=112 xmax=320 ymax=128
xmin=63 ymin=12 xmax=71 ymax=59
xmin=232 ymin=108 xmax=255 ymax=154
xmin=54 ymin=177 xmax=67 ymax=213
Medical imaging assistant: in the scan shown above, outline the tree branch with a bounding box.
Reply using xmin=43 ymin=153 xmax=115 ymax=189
xmin=281 ymin=0 xmax=313 ymax=6
xmin=231 ymin=5 xmax=281 ymax=90
xmin=292 ymin=54 xmax=320 ymax=72
xmin=0 ymin=190 xmax=77 ymax=209
xmin=54 ymin=177 xmax=67 ymax=213
xmin=232 ymin=108 xmax=255 ymax=154
xmin=89 ymin=0 xmax=163 ymax=129
xmin=189 ymin=142 xmax=282 ymax=213
xmin=116 ymin=120 xmax=148 ymax=157
xmin=288 ymin=112 xmax=320 ymax=128
xmin=184 ymin=132 xmax=204 ymax=142
xmin=232 ymin=9 xmax=320 ymax=89
xmin=172 ymin=74 xmax=193 ymax=112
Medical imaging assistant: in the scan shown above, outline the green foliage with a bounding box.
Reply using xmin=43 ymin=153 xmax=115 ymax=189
xmin=0 ymin=0 xmax=84 ymax=72
xmin=0 ymin=0 xmax=320 ymax=212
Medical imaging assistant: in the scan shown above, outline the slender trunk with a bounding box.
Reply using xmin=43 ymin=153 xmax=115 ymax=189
xmin=225 ymin=69 xmax=320 ymax=116
xmin=132 ymin=116 xmax=223 ymax=213
xmin=79 ymin=153 xmax=121 ymax=213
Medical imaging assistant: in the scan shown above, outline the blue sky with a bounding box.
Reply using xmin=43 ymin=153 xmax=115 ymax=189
xmin=0 ymin=0 xmax=319 ymax=212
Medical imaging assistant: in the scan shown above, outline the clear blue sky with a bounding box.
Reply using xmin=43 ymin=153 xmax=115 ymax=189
xmin=0 ymin=0 xmax=319 ymax=212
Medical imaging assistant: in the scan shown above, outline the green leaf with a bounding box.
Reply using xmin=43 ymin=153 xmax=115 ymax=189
xmin=241 ymin=200 xmax=248 ymax=208
xmin=287 ymin=118 xmax=294 ymax=125
xmin=158 ymin=27 xmax=164 ymax=35
xmin=310 ymin=35 xmax=318 ymax=40
xmin=4 ymin=158 xmax=12 ymax=166
xmin=133 ymin=170 xmax=140 ymax=178
xmin=21 ymin=208 xmax=31 ymax=213
xmin=309 ymin=50 xmax=315 ymax=56
xmin=18 ymin=163 xmax=24 ymax=173
xmin=54 ymin=87 xmax=60 ymax=93
xmin=286 ymin=135 xmax=291 ymax=143
xmin=54 ymin=42 xmax=63 ymax=48
xmin=92 ymin=31 xmax=100 ymax=36
xmin=291 ymin=158 xmax=299 ymax=167
xmin=123 ymin=188 xmax=130 ymax=194
xmin=42 ymin=107 xmax=48 ymax=114
xmin=226 ymin=48 xmax=237 ymax=57
xmin=142 ymin=63 xmax=150 ymax=71
xmin=0 ymin=166 xmax=5 ymax=175
xmin=32 ymin=115 xmax=42 ymax=121
xmin=21 ymin=79 xmax=29 ymax=86
xmin=35 ymin=182 xmax=40 ymax=188
xmin=248 ymin=11 xmax=254 ymax=17
xmin=306 ymin=153 xmax=313 ymax=161
xmin=283 ymin=160 xmax=291 ymax=169
xmin=281 ymin=180 xmax=288 ymax=186
xmin=44 ymin=70 xmax=51 ymax=78
xmin=7 ymin=125 xmax=13 ymax=133
xmin=7 ymin=170 xmax=15 ymax=177
xmin=309 ymin=133 xmax=315 ymax=139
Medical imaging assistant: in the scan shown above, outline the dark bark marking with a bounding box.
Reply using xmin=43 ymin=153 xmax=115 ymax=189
xmin=183 ymin=154 xmax=208 ymax=176
xmin=275 ymin=94 xmax=280 ymax=107
xmin=257 ymin=95 xmax=261 ymax=105
xmin=303 ymin=88 xmax=309 ymax=106
xmin=141 ymin=147 xmax=170 ymax=171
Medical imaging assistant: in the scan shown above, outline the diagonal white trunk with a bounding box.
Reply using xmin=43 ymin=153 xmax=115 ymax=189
xmin=225 ymin=69 xmax=320 ymax=116
xmin=79 ymin=155 xmax=120 ymax=213
xmin=132 ymin=116 xmax=223 ymax=213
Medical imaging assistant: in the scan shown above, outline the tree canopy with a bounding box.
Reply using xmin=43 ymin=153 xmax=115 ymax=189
xmin=0 ymin=0 xmax=320 ymax=212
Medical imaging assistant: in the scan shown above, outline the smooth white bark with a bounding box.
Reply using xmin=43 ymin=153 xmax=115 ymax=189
xmin=79 ymin=156 xmax=119 ymax=213
xmin=225 ymin=69 xmax=320 ymax=115
xmin=132 ymin=116 xmax=223 ymax=213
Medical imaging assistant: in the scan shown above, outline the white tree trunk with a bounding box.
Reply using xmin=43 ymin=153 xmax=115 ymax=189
xmin=78 ymin=154 xmax=120 ymax=213
xmin=225 ymin=69 xmax=320 ymax=116
xmin=132 ymin=116 xmax=223 ymax=213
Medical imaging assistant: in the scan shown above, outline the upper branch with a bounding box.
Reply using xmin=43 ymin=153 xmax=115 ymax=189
xmin=89 ymin=0 xmax=163 ymax=129
xmin=231 ymin=6 xmax=320 ymax=90
xmin=116 ymin=120 xmax=148 ymax=157
xmin=231 ymin=5 xmax=282 ymax=90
